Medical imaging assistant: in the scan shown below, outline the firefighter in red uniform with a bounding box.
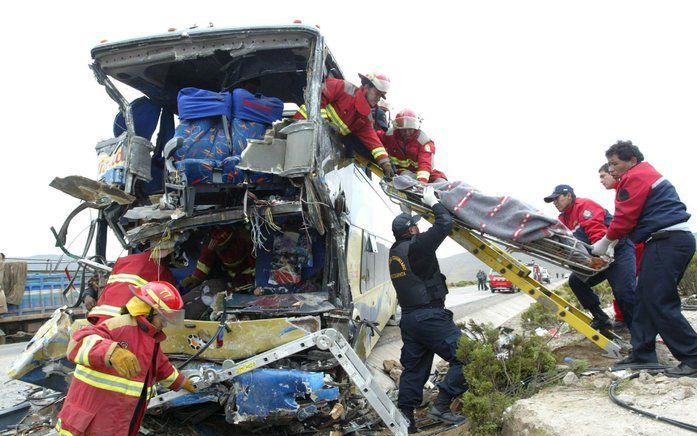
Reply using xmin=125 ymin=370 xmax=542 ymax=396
xmin=295 ymin=72 xmax=394 ymax=178
xmin=594 ymin=141 xmax=697 ymax=375
xmin=544 ymin=184 xmax=636 ymax=330
xmin=378 ymin=109 xmax=447 ymax=184
xmin=88 ymin=251 xmax=174 ymax=325
xmin=56 ymin=281 xmax=196 ymax=436
xmin=181 ymin=227 xmax=255 ymax=290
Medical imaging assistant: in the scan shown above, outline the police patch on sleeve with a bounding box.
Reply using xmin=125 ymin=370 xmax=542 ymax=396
xmin=618 ymin=189 xmax=630 ymax=201
xmin=582 ymin=209 xmax=592 ymax=219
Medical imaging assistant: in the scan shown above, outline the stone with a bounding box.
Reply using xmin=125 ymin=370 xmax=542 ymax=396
xmin=616 ymin=394 xmax=635 ymax=405
xmin=679 ymin=377 xmax=697 ymax=387
xmin=592 ymin=378 xmax=609 ymax=389
xmin=562 ymin=372 xmax=579 ymax=386
xmin=654 ymin=375 xmax=668 ymax=384
xmin=383 ymin=360 xmax=403 ymax=373
xmin=389 ymin=368 xmax=403 ymax=383
xmin=638 ymin=371 xmax=654 ymax=384
xmin=670 ymin=387 xmax=695 ymax=401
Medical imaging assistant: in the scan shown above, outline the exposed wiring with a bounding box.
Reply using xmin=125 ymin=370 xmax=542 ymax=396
xmin=608 ymin=372 xmax=697 ymax=433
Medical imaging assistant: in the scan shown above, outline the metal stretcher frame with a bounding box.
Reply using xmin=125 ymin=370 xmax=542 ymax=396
xmin=353 ymin=155 xmax=624 ymax=357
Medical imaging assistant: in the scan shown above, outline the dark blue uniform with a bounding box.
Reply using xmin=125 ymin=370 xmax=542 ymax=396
xmin=607 ymin=162 xmax=697 ymax=365
xmin=389 ymin=204 xmax=467 ymax=410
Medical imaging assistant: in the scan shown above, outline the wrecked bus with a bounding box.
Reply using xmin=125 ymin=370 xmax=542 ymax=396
xmin=10 ymin=24 xmax=403 ymax=432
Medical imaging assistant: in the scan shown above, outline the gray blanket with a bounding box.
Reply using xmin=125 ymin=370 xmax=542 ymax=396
xmin=393 ymin=175 xmax=573 ymax=243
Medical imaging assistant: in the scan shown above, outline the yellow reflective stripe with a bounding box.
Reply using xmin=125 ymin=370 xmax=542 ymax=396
xmin=370 ymin=146 xmax=388 ymax=160
xmin=88 ymin=305 xmax=123 ymax=318
xmin=324 ymin=104 xmax=351 ymax=135
xmin=417 ymin=170 xmax=431 ymax=180
xmin=73 ymin=365 xmax=155 ymax=398
xmin=297 ymin=104 xmax=308 ymax=119
xmin=56 ymin=419 xmax=73 ymax=436
xmin=145 ymin=289 xmax=173 ymax=313
xmin=159 ymin=368 xmax=180 ymax=388
xmin=196 ymin=261 xmax=211 ymax=274
xmin=75 ymin=335 xmax=103 ymax=367
xmin=389 ymin=156 xmax=417 ymax=168
xmin=107 ymin=273 xmax=148 ymax=287
xmin=221 ymin=258 xmax=244 ymax=267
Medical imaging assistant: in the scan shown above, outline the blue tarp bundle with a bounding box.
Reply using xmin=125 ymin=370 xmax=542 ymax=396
xmin=232 ymin=88 xmax=283 ymax=125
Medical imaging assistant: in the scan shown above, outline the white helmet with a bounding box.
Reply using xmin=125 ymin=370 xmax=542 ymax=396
xmin=393 ymin=108 xmax=421 ymax=130
xmin=358 ymin=72 xmax=391 ymax=95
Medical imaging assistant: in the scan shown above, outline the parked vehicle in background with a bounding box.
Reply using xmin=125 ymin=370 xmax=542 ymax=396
xmin=540 ymin=267 xmax=551 ymax=284
xmin=488 ymin=269 xmax=516 ymax=293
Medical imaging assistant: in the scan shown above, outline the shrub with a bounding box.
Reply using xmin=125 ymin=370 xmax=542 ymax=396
xmin=679 ymin=253 xmax=697 ymax=297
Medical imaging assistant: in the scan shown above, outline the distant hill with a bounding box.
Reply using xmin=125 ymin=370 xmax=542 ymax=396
xmin=438 ymin=250 xmax=569 ymax=283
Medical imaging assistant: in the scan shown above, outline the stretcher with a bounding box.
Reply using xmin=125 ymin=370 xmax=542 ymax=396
xmin=356 ymin=155 xmax=624 ymax=358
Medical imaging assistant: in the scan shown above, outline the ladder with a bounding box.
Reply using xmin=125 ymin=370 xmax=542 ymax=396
xmin=355 ymin=155 xmax=623 ymax=359
xmin=149 ymin=328 xmax=411 ymax=436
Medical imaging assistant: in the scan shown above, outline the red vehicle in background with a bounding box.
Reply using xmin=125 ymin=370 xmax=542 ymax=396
xmin=488 ymin=269 xmax=517 ymax=293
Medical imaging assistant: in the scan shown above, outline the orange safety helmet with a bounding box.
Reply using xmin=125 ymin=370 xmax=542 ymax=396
xmin=358 ymin=72 xmax=391 ymax=95
xmin=393 ymin=109 xmax=421 ymax=130
xmin=129 ymin=281 xmax=184 ymax=324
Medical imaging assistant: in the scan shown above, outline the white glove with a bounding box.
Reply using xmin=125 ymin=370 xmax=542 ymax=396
xmin=606 ymin=239 xmax=619 ymax=258
xmin=422 ymin=186 xmax=439 ymax=207
xmin=591 ymin=236 xmax=615 ymax=256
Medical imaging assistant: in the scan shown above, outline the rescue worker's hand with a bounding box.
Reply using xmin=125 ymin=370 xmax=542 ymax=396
xmin=422 ymin=186 xmax=439 ymax=207
xmin=378 ymin=158 xmax=394 ymax=179
xmin=83 ymin=295 xmax=97 ymax=311
xmin=181 ymin=377 xmax=198 ymax=393
xmin=110 ymin=347 xmax=141 ymax=379
xmin=181 ymin=276 xmax=202 ymax=289
xmin=591 ymin=236 xmax=615 ymax=257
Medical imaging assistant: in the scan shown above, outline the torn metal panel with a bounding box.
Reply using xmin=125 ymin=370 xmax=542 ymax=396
xmin=161 ymin=315 xmax=320 ymax=360
xmin=236 ymin=121 xmax=315 ymax=177
xmin=225 ymin=292 xmax=335 ymax=315
xmin=230 ymin=369 xmax=339 ymax=423
xmin=123 ymin=205 xmax=184 ymax=221
xmin=125 ymin=201 xmax=302 ymax=245
xmin=49 ymin=175 xmax=135 ymax=206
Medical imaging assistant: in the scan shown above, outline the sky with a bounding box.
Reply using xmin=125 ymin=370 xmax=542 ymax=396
xmin=1 ymin=0 xmax=696 ymax=260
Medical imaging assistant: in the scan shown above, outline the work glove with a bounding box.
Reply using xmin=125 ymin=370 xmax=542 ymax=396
xmin=591 ymin=236 xmax=616 ymax=257
xmin=181 ymin=276 xmax=202 ymax=290
xmin=110 ymin=347 xmax=141 ymax=379
xmin=422 ymin=186 xmax=439 ymax=207
xmin=181 ymin=377 xmax=198 ymax=393
xmin=378 ymin=158 xmax=395 ymax=179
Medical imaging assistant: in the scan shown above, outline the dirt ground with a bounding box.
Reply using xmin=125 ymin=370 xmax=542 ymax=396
xmin=502 ymin=308 xmax=697 ymax=436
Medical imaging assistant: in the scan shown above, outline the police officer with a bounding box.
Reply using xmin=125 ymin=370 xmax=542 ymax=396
xmin=543 ymin=184 xmax=636 ymax=331
xmin=595 ymin=141 xmax=697 ymax=375
xmin=389 ymin=187 xmax=467 ymax=432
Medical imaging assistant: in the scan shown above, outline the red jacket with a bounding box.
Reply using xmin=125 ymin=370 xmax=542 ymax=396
xmin=192 ymin=236 xmax=255 ymax=284
xmin=559 ymin=197 xmax=612 ymax=244
xmin=295 ymin=78 xmax=389 ymax=163
xmin=88 ymin=252 xmax=174 ymax=324
xmin=378 ymin=128 xmax=447 ymax=183
xmin=56 ymin=314 xmax=184 ymax=436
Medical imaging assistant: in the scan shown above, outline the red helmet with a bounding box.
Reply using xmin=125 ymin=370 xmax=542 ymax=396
xmin=210 ymin=228 xmax=234 ymax=246
xmin=130 ymin=281 xmax=184 ymax=324
xmin=358 ymin=72 xmax=391 ymax=95
xmin=393 ymin=109 xmax=420 ymax=130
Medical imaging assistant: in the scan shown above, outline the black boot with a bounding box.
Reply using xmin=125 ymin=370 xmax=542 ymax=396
xmin=427 ymin=390 xmax=467 ymax=425
xmin=589 ymin=306 xmax=612 ymax=330
xmin=399 ymin=407 xmax=418 ymax=433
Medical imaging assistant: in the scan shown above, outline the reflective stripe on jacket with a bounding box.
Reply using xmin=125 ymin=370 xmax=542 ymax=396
xmin=378 ymin=128 xmax=446 ymax=182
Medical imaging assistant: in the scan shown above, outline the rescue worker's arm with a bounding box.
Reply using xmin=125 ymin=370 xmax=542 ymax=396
xmin=416 ymin=139 xmax=436 ymax=183
xmin=66 ymin=323 xmax=121 ymax=373
xmin=183 ymin=242 xmax=218 ymax=288
xmin=154 ymin=348 xmax=186 ymax=391
xmin=413 ymin=187 xmax=453 ymax=251
xmin=578 ymin=202 xmax=610 ymax=244
xmin=606 ymin=174 xmax=651 ymax=241
xmin=351 ymin=121 xmax=391 ymax=169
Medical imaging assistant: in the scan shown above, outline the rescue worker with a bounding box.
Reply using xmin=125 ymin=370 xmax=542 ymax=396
xmin=88 ymin=251 xmax=174 ymax=325
xmin=378 ymin=109 xmax=447 ymax=183
xmin=372 ymin=98 xmax=390 ymax=132
xmin=543 ymin=184 xmax=636 ymax=330
xmin=295 ymin=72 xmax=394 ymax=178
xmin=182 ymin=227 xmax=255 ymax=290
xmin=55 ymin=281 xmax=197 ymax=436
xmin=594 ymin=141 xmax=697 ymax=375
xmin=389 ymin=187 xmax=467 ymax=432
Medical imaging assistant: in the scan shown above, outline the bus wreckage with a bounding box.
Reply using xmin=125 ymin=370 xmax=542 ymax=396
xmin=7 ymin=24 xmax=410 ymax=435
